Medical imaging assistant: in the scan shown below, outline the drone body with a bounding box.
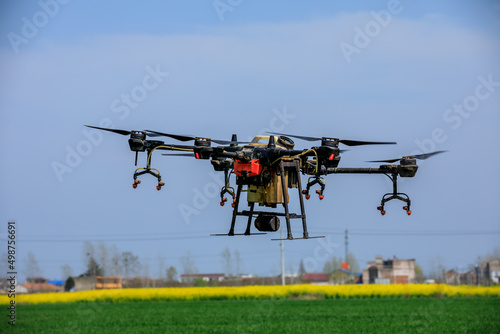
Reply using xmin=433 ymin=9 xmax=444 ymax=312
xmin=234 ymin=136 xmax=297 ymax=206
xmin=86 ymin=125 xmax=444 ymax=240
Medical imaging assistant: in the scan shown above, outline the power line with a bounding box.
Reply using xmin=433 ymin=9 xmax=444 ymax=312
xmin=16 ymin=235 xmax=212 ymax=243
xmin=310 ymin=229 xmax=500 ymax=236
xmin=22 ymin=249 xmax=275 ymax=264
xmin=3 ymin=229 xmax=499 ymax=243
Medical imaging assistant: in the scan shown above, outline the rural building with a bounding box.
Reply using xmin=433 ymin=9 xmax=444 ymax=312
xmin=459 ymin=270 xmax=475 ymax=285
xmin=362 ymin=256 xmax=415 ymax=284
xmin=72 ymin=276 xmax=96 ymax=291
xmin=180 ymin=273 xmax=226 ymax=283
xmin=302 ymin=273 xmax=330 ymax=285
xmin=301 ymin=271 xmax=356 ymax=285
xmin=490 ymin=259 xmax=500 ymax=284
xmin=22 ymin=277 xmax=61 ymax=293
xmin=444 ymin=259 xmax=500 ymax=285
xmin=445 ymin=270 xmax=460 ymax=285
xmin=329 ymin=269 xmax=355 ymax=285
xmin=480 ymin=259 xmax=500 ymax=285
xmin=71 ymin=276 xmax=123 ymax=291
xmin=96 ymin=276 xmax=122 ymax=289
xmin=0 ymin=277 xmax=28 ymax=294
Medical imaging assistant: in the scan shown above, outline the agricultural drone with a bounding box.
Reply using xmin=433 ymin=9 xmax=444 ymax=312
xmin=86 ymin=125 xmax=444 ymax=240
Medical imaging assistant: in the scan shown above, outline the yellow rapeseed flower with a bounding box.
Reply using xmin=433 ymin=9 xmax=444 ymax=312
xmin=1 ymin=284 xmax=498 ymax=305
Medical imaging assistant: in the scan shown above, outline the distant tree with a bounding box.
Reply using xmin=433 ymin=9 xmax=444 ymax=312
xmin=81 ymin=242 xmax=111 ymax=276
xmin=61 ymin=264 xmax=73 ymax=280
xmin=97 ymin=242 xmax=110 ymax=276
xmin=83 ymin=241 xmax=95 ymax=264
xmin=346 ymin=252 xmax=360 ymax=273
xmin=322 ymin=254 xmax=358 ymax=284
xmin=194 ymin=278 xmax=208 ymax=287
xmin=1 ymin=252 xmax=7 ymax=276
xmin=428 ymin=255 xmax=445 ymax=282
xmin=298 ymin=260 xmax=306 ymax=277
xmin=122 ymin=251 xmax=141 ymax=278
xmin=221 ymin=247 xmax=232 ymax=275
xmin=180 ymin=251 xmax=197 ymax=275
xmin=415 ymin=262 xmax=425 ymax=283
xmin=83 ymin=256 xmax=103 ymax=277
xmin=323 ymin=256 xmax=341 ymax=274
xmin=289 ymin=264 xmax=297 ymax=284
xmin=143 ymin=261 xmax=150 ymax=288
xmin=491 ymin=247 xmax=500 ymax=260
xmin=476 ymin=247 xmax=500 ymax=264
xmin=24 ymin=251 xmax=42 ymax=280
xmin=158 ymin=251 xmax=166 ymax=280
xmin=109 ymin=245 xmax=122 ymax=276
xmin=64 ymin=277 xmax=75 ymax=292
xmin=234 ymin=249 xmax=242 ymax=275
xmin=166 ymin=266 xmax=177 ymax=282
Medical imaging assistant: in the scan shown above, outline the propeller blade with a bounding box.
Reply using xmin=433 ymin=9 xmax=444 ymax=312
xmin=86 ymin=126 xmax=247 ymax=145
xmin=367 ymin=150 xmax=447 ymax=163
xmin=147 ymin=130 xmax=248 ymax=145
xmin=146 ymin=130 xmax=195 ymax=142
xmin=211 ymin=139 xmax=250 ymax=145
xmin=267 ymin=132 xmax=320 ymax=141
xmin=413 ymin=150 xmax=447 ymax=160
xmin=144 ymin=132 xmax=167 ymax=138
xmin=85 ymin=125 xmax=132 ymax=136
xmin=339 ymin=139 xmax=397 ymax=146
xmin=367 ymin=158 xmax=402 ymax=163
xmin=267 ymin=132 xmax=396 ymax=146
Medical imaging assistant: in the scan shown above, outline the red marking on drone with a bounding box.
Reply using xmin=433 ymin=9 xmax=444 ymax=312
xmin=234 ymin=159 xmax=263 ymax=177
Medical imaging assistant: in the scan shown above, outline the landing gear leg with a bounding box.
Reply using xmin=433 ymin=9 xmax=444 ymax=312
xmin=279 ymin=162 xmax=293 ymax=240
xmin=244 ymin=202 xmax=255 ymax=235
xmin=228 ymin=184 xmax=242 ymax=236
xmin=377 ymin=172 xmax=412 ymax=215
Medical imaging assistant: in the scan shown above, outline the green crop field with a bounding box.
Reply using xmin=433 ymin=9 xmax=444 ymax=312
xmin=4 ymin=298 xmax=499 ymax=333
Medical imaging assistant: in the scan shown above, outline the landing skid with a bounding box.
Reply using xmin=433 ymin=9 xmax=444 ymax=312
xmin=211 ymin=233 xmax=267 ymax=236
xmin=272 ymin=235 xmax=325 ymax=241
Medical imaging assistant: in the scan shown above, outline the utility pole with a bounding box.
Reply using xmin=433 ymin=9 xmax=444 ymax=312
xmin=281 ymin=228 xmax=285 ymax=285
xmin=345 ymin=229 xmax=348 ymax=263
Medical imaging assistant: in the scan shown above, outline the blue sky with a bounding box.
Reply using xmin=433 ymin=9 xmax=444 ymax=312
xmin=1 ymin=0 xmax=499 ymax=281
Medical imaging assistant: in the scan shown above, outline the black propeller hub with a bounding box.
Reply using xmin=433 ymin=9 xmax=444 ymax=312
xmin=194 ymin=137 xmax=211 ymax=147
xmin=128 ymin=131 xmax=147 ymax=152
xmin=277 ymin=136 xmax=295 ymax=149
xmin=320 ymin=137 xmax=339 ymax=148
xmin=317 ymin=145 xmax=341 ymax=168
xmin=400 ymin=157 xmax=417 ymax=166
